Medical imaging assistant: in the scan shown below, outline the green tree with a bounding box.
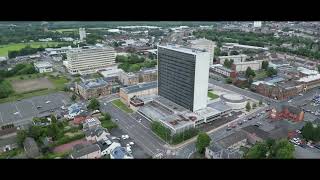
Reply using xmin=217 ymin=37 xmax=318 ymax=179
xmin=262 ymin=61 xmax=269 ymax=70
xmin=196 ymin=132 xmax=211 ymax=154
xmin=245 ymin=142 xmax=268 ymax=159
xmin=245 ymin=67 xmax=256 ymax=78
xmin=87 ymin=98 xmax=100 ymax=110
xmin=301 ymin=122 xmax=314 ymax=140
xmin=225 ymin=77 xmax=233 ymax=84
xmin=246 ymin=102 xmax=251 ymax=112
xmin=266 ymin=67 xmax=277 ymax=77
xmin=71 ymin=94 xmax=77 ymax=102
xmin=17 ymin=130 xmax=27 ymax=147
xmin=273 ymin=139 xmax=295 ymax=159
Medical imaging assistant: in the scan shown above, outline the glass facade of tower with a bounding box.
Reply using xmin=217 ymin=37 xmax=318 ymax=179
xmin=158 ymin=46 xmax=196 ymax=111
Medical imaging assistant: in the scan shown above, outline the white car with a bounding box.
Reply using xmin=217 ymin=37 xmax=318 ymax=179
xmin=45 ymin=101 xmax=51 ymax=104
xmin=296 ymin=130 xmax=301 ymax=134
xmin=299 ymin=93 xmax=303 ymax=96
xmin=126 ymin=146 xmax=132 ymax=154
xmin=129 ymin=142 xmax=135 ymax=146
xmin=13 ymin=112 xmax=20 ymax=115
xmin=121 ymin=135 xmax=129 ymax=140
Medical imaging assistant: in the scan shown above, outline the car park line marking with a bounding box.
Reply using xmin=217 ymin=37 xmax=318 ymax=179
xmin=0 ymin=112 xmax=3 ymax=123
xmin=14 ymin=103 xmax=22 ymax=118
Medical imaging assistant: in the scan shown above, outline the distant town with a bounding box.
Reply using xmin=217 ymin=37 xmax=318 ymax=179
xmin=0 ymin=21 xmax=320 ymax=159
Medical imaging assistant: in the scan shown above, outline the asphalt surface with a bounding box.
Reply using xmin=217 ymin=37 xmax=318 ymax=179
xmin=100 ymin=101 xmax=166 ymax=157
xmin=0 ymin=92 xmax=71 ymax=127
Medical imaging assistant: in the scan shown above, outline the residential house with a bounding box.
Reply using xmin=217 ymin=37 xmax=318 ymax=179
xmin=73 ymin=116 xmax=87 ymax=125
xmin=70 ymin=144 xmax=101 ymax=159
xmin=85 ymin=127 xmax=110 ymax=143
xmin=0 ymin=136 xmax=18 ymax=153
xmin=110 ymin=146 xmax=133 ymax=159
xmin=83 ymin=117 xmax=101 ymax=131
xmin=97 ymin=139 xmax=121 ymax=156
xmin=23 ymin=137 xmax=41 ymax=158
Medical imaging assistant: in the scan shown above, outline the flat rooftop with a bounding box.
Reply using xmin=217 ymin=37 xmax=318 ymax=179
xmin=207 ymin=101 xmax=232 ymax=112
xmin=34 ymin=61 xmax=52 ymax=68
xmin=78 ymin=78 xmax=108 ymax=90
xmin=158 ymin=44 xmax=208 ymax=55
xmin=121 ymin=81 xmax=157 ymax=94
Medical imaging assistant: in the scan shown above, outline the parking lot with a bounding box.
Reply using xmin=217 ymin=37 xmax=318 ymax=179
xmin=0 ymin=92 xmax=71 ymax=126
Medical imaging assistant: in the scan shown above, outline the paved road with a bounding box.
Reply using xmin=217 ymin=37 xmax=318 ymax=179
xmin=100 ymin=102 xmax=166 ymax=157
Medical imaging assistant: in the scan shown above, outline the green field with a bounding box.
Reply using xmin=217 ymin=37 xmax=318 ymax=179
xmin=112 ymin=99 xmax=134 ymax=113
xmin=0 ymin=42 xmax=61 ymax=56
xmin=0 ymin=74 xmax=70 ymax=104
xmin=208 ymin=91 xmax=219 ymax=100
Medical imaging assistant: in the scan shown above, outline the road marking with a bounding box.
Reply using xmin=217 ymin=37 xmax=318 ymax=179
xmin=14 ymin=103 xmax=23 ymax=118
xmin=0 ymin=112 xmax=3 ymax=123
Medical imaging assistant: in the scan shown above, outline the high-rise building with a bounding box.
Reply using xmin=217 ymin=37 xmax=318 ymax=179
xmin=157 ymin=45 xmax=210 ymax=112
xmin=79 ymin=28 xmax=86 ymax=41
xmin=189 ymin=38 xmax=215 ymax=65
xmin=65 ymin=47 xmax=116 ymax=75
xmin=253 ymin=21 xmax=262 ymax=28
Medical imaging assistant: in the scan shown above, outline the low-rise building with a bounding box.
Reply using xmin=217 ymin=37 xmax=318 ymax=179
xmin=34 ymin=61 xmax=53 ymax=73
xmin=83 ymin=117 xmax=101 ymax=131
xmin=119 ymin=68 xmax=158 ymax=86
xmin=205 ymin=143 xmax=243 ymax=159
xmin=75 ymin=78 xmax=111 ymax=100
xmin=85 ymin=127 xmax=110 ymax=143
xmin=298 ymin=74 xmax=320 ymax=90
xmin=23 ymin=137 xmax=41 ymax=158
xmin=270 ymin=105 xmax=304 ymax=122
xmin=218 ymin=54 xmax=247 ymax=65
xmin=232 ymin=60 xmax=263 ymax=72
xmin=110 ymin=146 xmax=133 ymax=159
xmin=97 ymin=139 xmax=121 ymax=156
xmin=119 ymin=81 xmax=158 ymax=105
xmin=70 ymin=144 xmax=101 ymax=159
xmin=0 ymin=136 xmax=18 ymax=153
xmin=210 ymin=64 xmax=237 ymax=78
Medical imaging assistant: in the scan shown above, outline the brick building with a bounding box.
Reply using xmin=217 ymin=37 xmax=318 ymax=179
xmin=270 ymin=105 xmax=304 ymax=122
xmin=75 ymin=78 xmax=111 ymax=100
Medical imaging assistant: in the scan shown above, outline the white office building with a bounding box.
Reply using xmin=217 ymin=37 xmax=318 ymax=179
xmin=34 ymin=61 xmax=53 ymax=73
xmin=158 ymin=44 xmax=210 ymax=112
xmin=65 ymin=47 xmax=116 ymax=75
xmin=79 ymin=28 xmax=86 ymax=41
xmin=189 ymin=38 xmax=215 ymax=65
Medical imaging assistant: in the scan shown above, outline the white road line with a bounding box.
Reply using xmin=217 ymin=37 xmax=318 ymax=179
xmin=0 ymin=112 xmax=3 ymax=123
xmin=14 ymin=103 xmax=23 ymax=118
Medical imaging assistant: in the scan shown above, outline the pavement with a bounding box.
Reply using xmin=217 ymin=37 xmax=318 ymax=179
xmin=99 ymin=101 xmax=166 ymax=157
xmin=0 ymin=92 xmax=71 ymax=127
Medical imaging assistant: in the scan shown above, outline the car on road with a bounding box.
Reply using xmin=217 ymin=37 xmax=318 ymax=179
xmin=126 ymin=146 xmax=132 ymax=154
xmin=237 ymin=121 xmax=243 ymax=125
xmin=104 ymin=103 xmax=106 ymax=106
xmin=226 ymin=127 xmax=232 ymax=131
xmin=299 ymin=93 xmax=303 ymax=96
xmin=13 ymin=112 xmax=19 ymax=115
xmin=288 ymin=100 xmax=293 ymax=103
xmin=37 ymin=106 xmax=42 ymax=109
xmin=296 ymin=130 xmax=301 ymax=134
xmin=129 ymin=142 xmax=134 ymax=146
xmin=122 ymin=135 xmax=129 ymax=140
xmin=115 ymin=119 xmax=119 ymax=122
xmin=46 ymin=101 xmax=51 ymax=104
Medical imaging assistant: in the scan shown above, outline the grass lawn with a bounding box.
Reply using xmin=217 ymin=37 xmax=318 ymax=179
xmin=0 ymin=74 xmax=70 ymax=103
xmin=208 ymin=91 xmax=219 ymax=100
xmin=101 ymin=120 xmax=118 ymax=130
xmin=0 ymin=148 xmax=23 ymax=159
xmin=112 ymin=99 xmax=133 ymax=113
xmin=47 ymin=75 xmax=70 ymax=91
xmin=0 ymin=42 xmax=61 ymax=56
xmin=41 ymin=151 xmax=71 ymax=159
xmin=254 ymin=70 xmax=268 ymax=80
